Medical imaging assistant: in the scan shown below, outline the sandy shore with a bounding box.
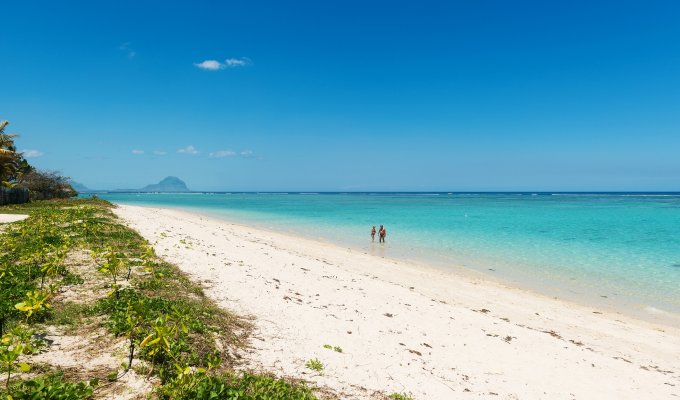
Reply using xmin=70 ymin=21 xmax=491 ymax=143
xmin=0 ymin=214 xmax=28 ymax=223
xmin=114 ymin=204 xmax=680 ymax=399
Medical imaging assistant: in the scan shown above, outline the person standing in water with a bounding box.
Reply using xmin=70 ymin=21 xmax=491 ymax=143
xmin=371 ymin=225 xmax=376 ymax=242
xmin=379 ymin=225 xmax=386 ymax=243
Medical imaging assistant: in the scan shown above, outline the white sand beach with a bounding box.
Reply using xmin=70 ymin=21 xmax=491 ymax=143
xmin=0 ymin=214 xmax=28 ymax=223
xmin=114 ymin=204 xmax=680 ymax=399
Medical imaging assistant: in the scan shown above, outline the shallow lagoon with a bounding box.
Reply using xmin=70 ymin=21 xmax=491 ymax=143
xmin=100 ymin=192 xmax=680 ymax=317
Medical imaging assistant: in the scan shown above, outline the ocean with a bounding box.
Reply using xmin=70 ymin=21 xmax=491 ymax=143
xmin=99 ymin=192 xmax=680 ymax=320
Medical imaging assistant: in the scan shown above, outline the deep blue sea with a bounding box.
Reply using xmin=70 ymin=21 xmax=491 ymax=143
xmin=99 ymin=192 xmax=680 ymax=319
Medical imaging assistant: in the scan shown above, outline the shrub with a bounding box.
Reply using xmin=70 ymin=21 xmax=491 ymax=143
xmin=18 ymin=170 xmax=77 ymax=200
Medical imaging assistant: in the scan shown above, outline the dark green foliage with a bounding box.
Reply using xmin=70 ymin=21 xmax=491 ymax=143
xmin=18 ymin=170 xmax=77 ymax=200
xmin=0 ymin=120 xmax=21 ymax=185
xmin=60 ymin=271 xmax=84 ymax=286
xmin=48 ymin=302 xmax=90 ymax=329
xmin=5 ymin=372 xmax=94 ymax=399
xmin=158 ymin=372 xmax=317 ymax=400
xmin=93 ymin=289 xmax=209 ymax=337
xmin=91 ymin=286 xmax=220 ymax=380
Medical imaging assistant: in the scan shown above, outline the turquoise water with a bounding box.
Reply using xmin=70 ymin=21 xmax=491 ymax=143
xmin=100 ymin=192 xmax=680 ymax=318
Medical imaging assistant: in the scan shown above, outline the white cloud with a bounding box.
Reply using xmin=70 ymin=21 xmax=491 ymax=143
xmin=153 ymin=150 xmax=167 ymax=156
xmin=119 ymin=42 xmax=136 ymax=58
xmin=22 ymin=149 xmax=44 ymax=158
xmin=131 ymin=149 xmax=144 ymax=155
xmin=225 ymin=57 xmax=250 ymax=67
xmin=194 ymin=60 xmax=223 ymax=70
xmin=209 ymin=150 xmax=236 ymax=158
xmin=177 ymin=145 xmax=199 ymax=155
xmin=240 ymin=150 xmax=254 ymax=157
xmin=194 ymin=57 xmax=251 ymax=70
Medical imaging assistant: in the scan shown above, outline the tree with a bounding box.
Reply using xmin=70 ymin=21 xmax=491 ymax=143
xmin=1 ymin=119 xmax=71 ymax=200
xmin=0 ymin=120 xmax=20 ymax=186
xmin=18 ymin=170 xmax=77 ymax=200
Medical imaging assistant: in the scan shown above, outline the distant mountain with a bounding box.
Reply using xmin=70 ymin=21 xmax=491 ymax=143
xmin=70 ymin=181 xmax=93 ymax=193
xmin=140 ymin=176 xmax=190 ymax=192
xmin=115 ymin=176 xmax=190 ymax=193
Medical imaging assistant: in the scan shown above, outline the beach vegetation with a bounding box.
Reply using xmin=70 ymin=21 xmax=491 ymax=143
xmin=0 ymin=120 xmax=36 ymax=190
xmin=49 ymin=302 xmax=89 ymax=331
xmin=0 ymin=325 xmax=45 ymax=393
xmin=305 ymin=358 xmax=324 ymax=373
xmin=17 ymin=169 xmax=77 ymax=200
xmin=0 ymin=198 xmax=321 ymax=399
xmin=388 ymin=392 xmax=415 ymax=400
xmin=14 ymin=290 xmax=52 ymax=321
xmin=322 ymin=344 xmax=343 ymax=353
xmin=0 ymin=120 xmax=21 ymax=186
xmin=0 ymin=332 xmax=30 ymax=391
xmin=158 ymin=371 xmax=317 ymax=400
xmin=6 ymin=371 xmax=95 ymax=399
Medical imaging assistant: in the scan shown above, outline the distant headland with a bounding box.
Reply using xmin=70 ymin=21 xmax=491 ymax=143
xmin=73 ymin=176 xmax=190 ymax=193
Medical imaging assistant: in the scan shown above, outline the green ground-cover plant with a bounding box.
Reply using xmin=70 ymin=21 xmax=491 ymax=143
xmin=95 ymin=247 xmax=124 ymax=299
xmin=388 ymin=392 xmax=415 ymax=400
xmin=305 ymin=358 xmax=324 ymax=373
xmin=14 ymin=290 xmax=52 ymax=322
xmin=1 ymin=333 xmax=30 ymax=391
xmin=158 ymin=371 xmax=317 ymax=400
xmin=6 ymin=371 xmax=94 ymax=399
xmin=0 ymin=325 xmax=44 ymax=392
xmin=322 ymin=344 xmax=343 ymax=353
xmin=0 ymin=201 xmax=105 ymax=397
xmin=0 ymin=198 xmax=322 ymax=399
xmin=0 ymin=210 xmax=72 ymax=335
xmin=49 ymin=302 xmax=90 ymax=331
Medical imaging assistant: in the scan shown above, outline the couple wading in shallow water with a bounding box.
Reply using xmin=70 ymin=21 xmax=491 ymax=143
xmin=371 ymin=225 xmax=387 ymax=243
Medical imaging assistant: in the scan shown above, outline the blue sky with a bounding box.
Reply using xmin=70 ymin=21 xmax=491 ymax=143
xmin=1 ymin=0 xmax=679 ymax=191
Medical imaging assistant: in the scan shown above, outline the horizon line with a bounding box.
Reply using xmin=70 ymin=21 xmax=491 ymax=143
xmin=82 ymin=190 xmax=680 ymax=195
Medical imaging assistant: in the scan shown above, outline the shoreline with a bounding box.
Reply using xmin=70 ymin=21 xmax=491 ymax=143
xmin=110 ymin=200 xmax=680 ymax=328
xmin=109 ymin=201 xmax=680 ymax=329
xmin=113 ymin=204 xmax=680 ymax=399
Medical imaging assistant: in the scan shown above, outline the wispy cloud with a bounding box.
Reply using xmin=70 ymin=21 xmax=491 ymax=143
xmin=209 ymin=149 xmax=255 ymax=158
xmin=153 ymin=150 xmax=167 ymax=156
xmin=119 ymin=42 xmax=136 ymax=58
xmin=131 ymin=149 xmax=144 ymax=155
xmin=177 ymin=145 xmax=199 ymax=155
xmin=209 ymin=150 xmax=236 ymax=158
xmin=22 ymin=149 xmax=44 ymax=158
xmin=194 ymin=57 xmax=251 ymax=70
xmin=225 ymin=57 xmax=250 ymax=67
